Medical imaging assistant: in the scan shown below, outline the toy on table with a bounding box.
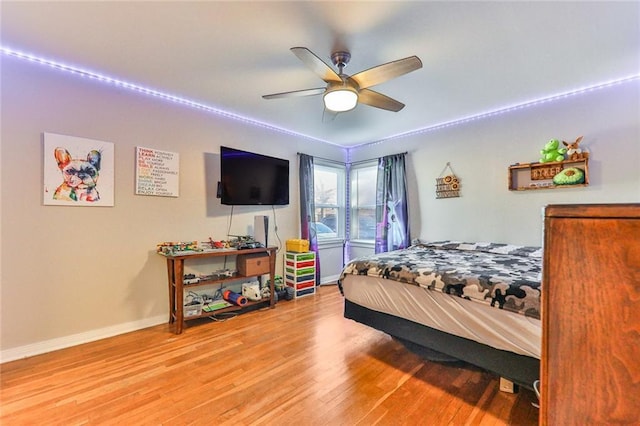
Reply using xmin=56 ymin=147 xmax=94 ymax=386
xmin=207 ymin=237 xmax=229 ymax=249
xmin=156 ymin=241 xmax=201 ymax=255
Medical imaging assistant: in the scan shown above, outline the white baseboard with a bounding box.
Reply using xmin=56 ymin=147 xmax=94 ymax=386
xmin=319 ymin=274 xmax=341 ymax=285
xmin=0 ymin=314 xmax=166 ymax=364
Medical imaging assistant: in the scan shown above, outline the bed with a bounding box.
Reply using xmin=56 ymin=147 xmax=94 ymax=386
xmin=338 ymin=241 xmax=542 ymax=390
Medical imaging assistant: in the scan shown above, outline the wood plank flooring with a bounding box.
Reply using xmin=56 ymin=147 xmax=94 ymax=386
xmin=0 ymin=285 xmax=539 ymax=425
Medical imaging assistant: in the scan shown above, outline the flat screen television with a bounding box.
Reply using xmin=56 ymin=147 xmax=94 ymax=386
xmin=220 ymin=146 xmax=289 ymax=205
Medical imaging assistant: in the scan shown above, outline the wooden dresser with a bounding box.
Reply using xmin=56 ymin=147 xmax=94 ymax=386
xmin=541 ymin=204 xmax=640 ymax=425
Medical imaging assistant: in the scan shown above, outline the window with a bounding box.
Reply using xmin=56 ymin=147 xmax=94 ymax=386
xmin=350 ymin=161 xmax=377 ymax=241
xmin=313 ymin=161 xmax=345 ymax=240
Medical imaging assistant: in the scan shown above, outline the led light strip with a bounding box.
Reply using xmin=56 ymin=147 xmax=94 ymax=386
xmin=3 ymin=46 xmax=638 ymax=151
xmin=358 ymin=73 xmax=640 ymax=148
xmin=0 ymin=46 xmax=333 ymax=145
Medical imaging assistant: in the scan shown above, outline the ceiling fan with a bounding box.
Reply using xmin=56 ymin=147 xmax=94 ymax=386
xmin=262 ymin=47 xmax=422 ymax=113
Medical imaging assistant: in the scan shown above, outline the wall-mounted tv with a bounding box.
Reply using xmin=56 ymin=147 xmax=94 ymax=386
xmin=220 ymin=146 xmax=289 ymax=206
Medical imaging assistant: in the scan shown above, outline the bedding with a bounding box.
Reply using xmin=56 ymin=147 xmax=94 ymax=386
xmin=339 ymin=241 xmax=542 ymax=319
xmin=339 ymin=241 xmax=543 ymax=387
xmin=341 ymin=273 xmax=541 ymax=358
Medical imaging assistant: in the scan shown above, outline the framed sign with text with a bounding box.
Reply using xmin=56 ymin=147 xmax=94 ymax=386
xmin=135 ymin=146 xmax=179 ymax=197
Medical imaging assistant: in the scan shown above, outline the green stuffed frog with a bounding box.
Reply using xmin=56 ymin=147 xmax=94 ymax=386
xmin=540 ymin=139 xmax=567 ymax=163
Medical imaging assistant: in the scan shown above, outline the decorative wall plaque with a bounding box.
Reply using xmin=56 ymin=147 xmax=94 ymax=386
xmin=530 ymin=163 xmax=563 ymax=180
xmin=436 ymin=162 xmax=461 ymax=199
xmin=135 ymin=146 xmax=179 ymax=197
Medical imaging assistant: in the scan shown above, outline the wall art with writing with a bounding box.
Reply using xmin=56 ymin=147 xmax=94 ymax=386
xmin=135 ymin=147 xmax=179 ymax=197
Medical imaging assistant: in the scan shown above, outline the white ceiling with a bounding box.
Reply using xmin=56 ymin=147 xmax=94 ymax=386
xmin=2 ymin=1 xmax=639 ymax=147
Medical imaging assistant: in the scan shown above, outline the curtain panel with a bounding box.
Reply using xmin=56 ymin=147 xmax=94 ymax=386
xmin=298 ymin=154 xmax=321 ymax=283
xmin=375 ymin=153 xmax=409 ymax=253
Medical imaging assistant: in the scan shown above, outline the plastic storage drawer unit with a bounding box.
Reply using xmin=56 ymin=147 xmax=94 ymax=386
xmin=284 ymin=251 xmax=316 ymax=298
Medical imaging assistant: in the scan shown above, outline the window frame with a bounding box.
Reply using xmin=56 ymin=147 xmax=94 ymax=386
xmin=349 ymin=160 xmax=377 ymax=244
xmin=313 ymin=160 xmax=346 ymax=243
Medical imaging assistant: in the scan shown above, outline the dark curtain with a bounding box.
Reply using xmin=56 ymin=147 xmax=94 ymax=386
xmin=298 ymin=154 xmax=320 ymax=283
xmin=375 ymin=153 xmax=409 ymax=253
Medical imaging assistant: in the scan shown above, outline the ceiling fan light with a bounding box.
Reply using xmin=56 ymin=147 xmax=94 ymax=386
xmin=324 ymin=87 xmax=358 ymax=112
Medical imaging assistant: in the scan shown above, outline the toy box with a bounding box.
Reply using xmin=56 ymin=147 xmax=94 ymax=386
xmin=184 ymin=302 xmax=203 ymax=317
xmin=286 ymin=239 xmax=310 ymax=253
xmin=237 ymin=253 xmax=270 ymax=276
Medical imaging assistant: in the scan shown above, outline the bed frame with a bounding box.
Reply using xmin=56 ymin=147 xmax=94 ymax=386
xmin=344 ymin=299 xmax=540 ymax=390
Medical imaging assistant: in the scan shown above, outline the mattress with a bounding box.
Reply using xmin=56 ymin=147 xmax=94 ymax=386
xmin=342 ymin=274 xmax=541 ymax=358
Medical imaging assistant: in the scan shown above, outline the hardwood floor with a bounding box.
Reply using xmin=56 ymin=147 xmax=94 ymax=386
xmin=0 ymin=286 xmax=539 ymax=425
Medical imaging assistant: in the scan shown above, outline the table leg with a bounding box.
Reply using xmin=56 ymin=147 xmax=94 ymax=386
xmin=174 ymin=259 xmax=185 ymax=334
xmin=166 ymin=259 xmax=175 ymax=324
xmin=268 ymin=249 xmax=276 ymax=308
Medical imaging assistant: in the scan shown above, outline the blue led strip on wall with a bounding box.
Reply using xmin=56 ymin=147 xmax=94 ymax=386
xmin=358 ymin=74 xmax=640 ymax=148
xmin=0 ymin=45 xmax=331 ymax=145
xmin=2 ymin=45 xmax=639 ymax=150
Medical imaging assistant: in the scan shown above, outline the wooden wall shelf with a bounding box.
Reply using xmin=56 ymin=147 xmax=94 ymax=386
xmin=508 ymin=158 xmax=589 ymax=191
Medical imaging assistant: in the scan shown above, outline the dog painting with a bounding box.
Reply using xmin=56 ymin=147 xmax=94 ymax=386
xmin=43 ymin=133 xmax=114 ymax=206
xmin=53 ymin=148 xmax=102 ymax=202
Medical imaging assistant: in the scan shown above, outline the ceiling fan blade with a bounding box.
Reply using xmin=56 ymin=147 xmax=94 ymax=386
xmin=262 ymin=87 xmax=326 ymax=99
xmin=357 ymin=89 xmax=405 ymax=112
xmin=290 ymin=47 xmax=342 ymax=83
xmin=350 ymin=56 xmax=422 ymax=89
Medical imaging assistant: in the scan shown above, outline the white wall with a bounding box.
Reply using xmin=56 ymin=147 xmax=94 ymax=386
xmin=2 ymin=54 xmax=639 ymax=361
xmin=0 ymin=56 xmax=344 ymax=360
xmin=317 ymin=242 xmax=345 ymax=284
xmin=350 ymin=80 xmax=640 ymax=247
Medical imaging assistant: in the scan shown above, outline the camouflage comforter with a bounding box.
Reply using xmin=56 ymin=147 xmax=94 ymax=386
xmin=339 ymin=241 xmax=542 ymax=319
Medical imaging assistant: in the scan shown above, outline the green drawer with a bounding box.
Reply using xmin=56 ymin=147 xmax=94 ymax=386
xmin=286 ymin=252 xmax=315 ymax=261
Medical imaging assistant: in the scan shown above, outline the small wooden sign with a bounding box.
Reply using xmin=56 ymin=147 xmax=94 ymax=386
xmin=436 ymin=163 xmax=461 ymax=199
xmin=531 ymin=162 xmax=563 ymax=181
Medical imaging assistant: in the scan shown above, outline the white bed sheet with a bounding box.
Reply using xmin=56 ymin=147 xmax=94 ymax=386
xmin=342 ymin=274 xmax=541 ymax=359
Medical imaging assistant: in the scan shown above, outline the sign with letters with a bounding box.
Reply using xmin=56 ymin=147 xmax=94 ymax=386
xmin=135 ymin=146 xmax=179 ymax=197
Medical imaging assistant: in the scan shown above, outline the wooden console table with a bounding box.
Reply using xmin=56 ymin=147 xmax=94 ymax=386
xmin=159 ymin=246 xmax=277 ymax=334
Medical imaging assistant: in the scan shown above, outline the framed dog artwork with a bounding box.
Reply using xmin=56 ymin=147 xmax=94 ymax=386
xmin=43 ymin=132 xmax=115 ymax=206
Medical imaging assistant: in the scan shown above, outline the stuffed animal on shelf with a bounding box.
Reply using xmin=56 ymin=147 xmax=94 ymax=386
xmin=563 ymin=136 xmax=589 ymax=160
xmin=539 ymin=139 xmax=567 ymax=163
xmin=553 ymin=167 xmax=585 ymax=185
